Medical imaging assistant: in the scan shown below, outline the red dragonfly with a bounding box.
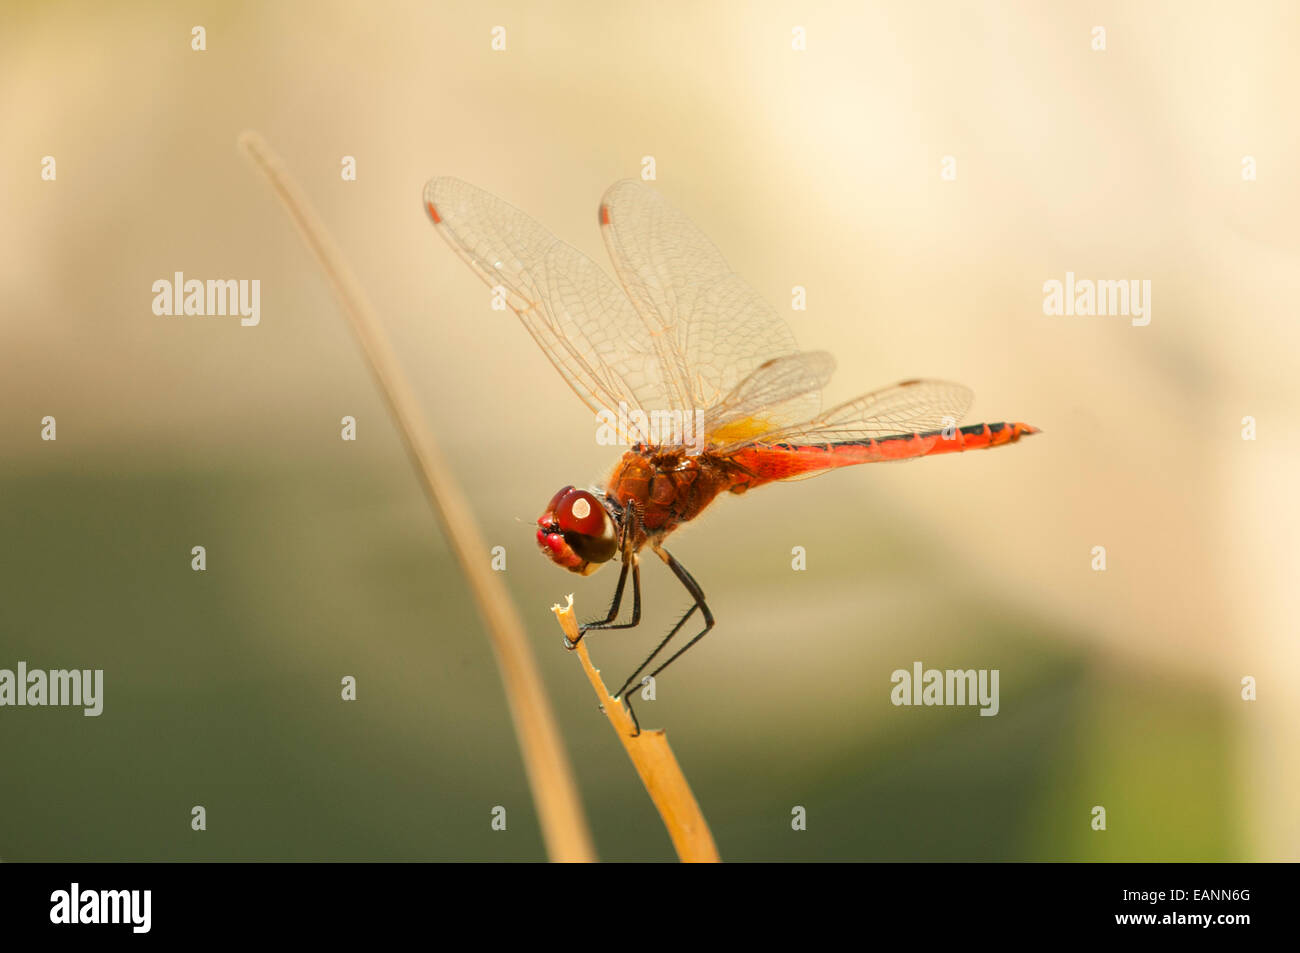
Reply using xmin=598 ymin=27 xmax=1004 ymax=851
xmin=425 ymin=177 xmax=1038 ymax=731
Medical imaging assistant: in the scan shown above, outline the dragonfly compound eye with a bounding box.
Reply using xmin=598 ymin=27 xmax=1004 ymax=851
xmin=559 ymin=489 xmax=617 ymax=564
xmin=537 ymin=487 xmax=617 ymax=572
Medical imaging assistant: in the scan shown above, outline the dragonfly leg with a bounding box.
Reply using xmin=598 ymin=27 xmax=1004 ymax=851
xmin=614 ymin=545 xmax=715 ymax=736
xmin=568 ymin=557 xmax=641 ymax=648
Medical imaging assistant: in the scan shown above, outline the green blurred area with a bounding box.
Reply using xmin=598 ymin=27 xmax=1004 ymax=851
xmin=0 ymin=456 xmax=1241 ymax=861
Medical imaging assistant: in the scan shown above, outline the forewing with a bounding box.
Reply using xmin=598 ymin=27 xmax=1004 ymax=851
xmin=425 ymin=177 xmax=670 ymax=443
xmin=599 ymin=181 xmax=812 ymax=421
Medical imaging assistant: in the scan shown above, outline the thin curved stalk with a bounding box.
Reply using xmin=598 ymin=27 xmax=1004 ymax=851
xmin=238 ymin=130 xmax=596 ymax=863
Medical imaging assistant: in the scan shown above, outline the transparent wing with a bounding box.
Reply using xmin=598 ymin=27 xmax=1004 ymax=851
xmin=702 ymin=351 xmax=836 ymax=447
xmin=715 ymin=379 xmax=974 ymax=454
xmin=425 ymin=177 xmax=672 ymax=443
xmin=599 ymin=181 xmax=819 ymax=430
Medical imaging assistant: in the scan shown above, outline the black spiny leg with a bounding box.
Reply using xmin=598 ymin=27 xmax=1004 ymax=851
xmin=614 ymin=545 xmax=715 ymax=735
xmin=565 ymin=557 xmax=641 ymax=648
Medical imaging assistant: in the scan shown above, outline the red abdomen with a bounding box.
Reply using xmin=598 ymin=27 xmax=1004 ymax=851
xmin=727 ymin=422 xmax=1039 ymax=488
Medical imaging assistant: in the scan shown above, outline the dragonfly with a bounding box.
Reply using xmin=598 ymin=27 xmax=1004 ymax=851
xmin=424 ymin=177 xmax=1038 ymax=733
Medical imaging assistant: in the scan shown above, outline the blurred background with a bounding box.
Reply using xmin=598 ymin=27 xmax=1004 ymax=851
xmin=2 ymin=0 xmax=1296 ymax=861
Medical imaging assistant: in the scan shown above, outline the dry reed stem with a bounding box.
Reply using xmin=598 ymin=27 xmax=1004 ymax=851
xmin=552 ymin=596 xmax=720 ymax=863
xmin=237 ymin=130 xmax=596 ymax=863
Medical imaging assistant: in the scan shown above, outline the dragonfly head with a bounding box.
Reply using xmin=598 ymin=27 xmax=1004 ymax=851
xmin=537 ymin=486 xmax=618 ymax=575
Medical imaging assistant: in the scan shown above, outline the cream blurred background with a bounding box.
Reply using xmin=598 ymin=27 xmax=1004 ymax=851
xmin=2 ymin=0 xmax=1296 ymax=860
